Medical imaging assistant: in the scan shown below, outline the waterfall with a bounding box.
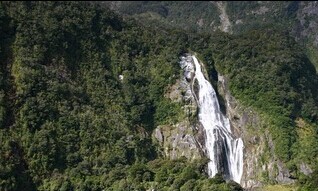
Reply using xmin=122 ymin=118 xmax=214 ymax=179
xmin=180 ymin=55 xmax=244 ymax=184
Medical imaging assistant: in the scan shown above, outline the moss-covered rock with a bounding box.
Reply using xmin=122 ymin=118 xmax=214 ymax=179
xmin=153 ymin=56 xmax=203 ymax=161
xmin=217 ymin=73 xmax=297 ymax=188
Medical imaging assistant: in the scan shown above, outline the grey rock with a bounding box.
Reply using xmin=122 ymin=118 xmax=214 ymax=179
xmin=154 ymin=128 xmax=163 ymax=144
xmin=218 ymin=73 xmax=297 ymax=189
xmin=276 ymin=161 xmax=295 ymax=184
xmin=300 ymin=162 xmax=313 ymax=176
xmin=154 ymin=122 xmax=201 ymax=161
xmin=153 ymin=56 xmax=201 ymax=161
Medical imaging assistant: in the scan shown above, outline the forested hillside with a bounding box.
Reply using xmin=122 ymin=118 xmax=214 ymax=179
xmin=103 ymin=1 xmax=318 ymax=70
xmin=0 ymin=1 xmax=243 ymax=190
xmin=0 ymin=1 xmax=317 ymax=191
xmin=188 ymin=29 xmax=318 ymax=190
xmin=210 ymin=28 xmax=318 ymax=175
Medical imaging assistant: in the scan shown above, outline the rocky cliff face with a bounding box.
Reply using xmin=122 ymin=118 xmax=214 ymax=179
xmin=153 ymin=121 xmax=202 ymax=161
xmin=152 ymin=56 xmax=205 ymax=161
xmin=152 ymin=55 xmax=303 ymax=189
xmin=217 ymin=74 xmax=297 ymax=188
xmin=293 ymin=1 xmax=318 ymax=47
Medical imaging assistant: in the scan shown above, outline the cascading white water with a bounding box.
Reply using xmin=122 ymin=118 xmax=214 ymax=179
xmin=180 ymin=55 xmax=244 ymax=184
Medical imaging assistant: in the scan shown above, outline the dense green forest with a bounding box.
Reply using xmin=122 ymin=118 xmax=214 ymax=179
xmin=0 ymin=1 xmax=242 ymax=190
xmin=103 ymin=1 xmax=294 ymax=34
xmin=104 ymin=1 xmax=318 ymax=71
xmin=210 ymin=29 xmax=318 ymax=162
xmin=0 ymin=1 xmax=317 ymax=191
xmin=188 ymin=29 xmax=318 ymax=190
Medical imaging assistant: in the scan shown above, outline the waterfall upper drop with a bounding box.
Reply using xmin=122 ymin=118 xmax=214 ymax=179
xmin=180 ymin=54 xmax=244 ymax=184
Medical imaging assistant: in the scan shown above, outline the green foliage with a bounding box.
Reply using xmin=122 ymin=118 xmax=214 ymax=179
xmin=0 ymin=1 xmax=242 ymax=190
xmin=193 ymin=174 xmax=242 ymax=191
xmin=154 ymin=98 xmax=183 ymax=125
xmin=0 ymin=91 xmax=4 ymax=127
xmin=147 ymin=158 xmax=237 ymax=191
xmin=0 ymin=1 xmax=317 ymax=190
xmin=110 ymin=1 xmax=220 ymax=33
xmin=207 ymin=28 xmax=318 ymax=163
xmin=297 ymin=164 xmax=318 ymax=191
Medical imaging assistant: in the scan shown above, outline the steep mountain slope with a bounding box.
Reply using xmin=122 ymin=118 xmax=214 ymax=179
xmin=102 ymin=1 xmax=318 ymax=70
xmin=0 ymin=1 xmax=317 ymax=191
xmin=207 ymin=29 xmax=318 ymax=188
xmin=0 ymin=2 xmax=242 ymax=190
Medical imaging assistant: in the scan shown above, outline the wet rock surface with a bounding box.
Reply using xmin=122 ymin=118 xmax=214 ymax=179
xmin=218 ymin=73 xmax=297 ymax=188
